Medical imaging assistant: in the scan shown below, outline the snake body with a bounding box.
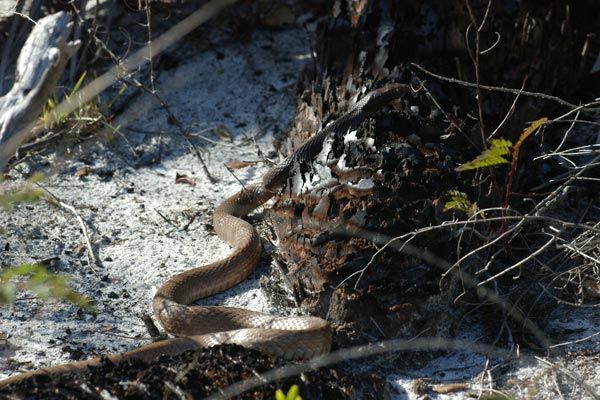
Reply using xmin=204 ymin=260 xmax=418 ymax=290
xmin=0 ymin=83 xmax=408 ymax=387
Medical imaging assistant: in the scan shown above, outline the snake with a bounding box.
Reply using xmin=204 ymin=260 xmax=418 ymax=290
xmin=0 ymin=83 xmax=409 ymax=388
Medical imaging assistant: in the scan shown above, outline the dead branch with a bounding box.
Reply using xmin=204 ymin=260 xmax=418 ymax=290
xmin=56 ymin=199 xmax=98 ymax=274
xmin=477 ymin=235 xmax=557 ymax=285
xmin=411 ymin=63 xmax=587 ymax=111
xmin=464 ymin=0 xmax=493 ymax=146
xmin=0 ymin=12 xmax=80 ymax=172
xmin=36 ymin=182 xmax=99 ymax=274
xmin=120 ymin=77 xmax=216 ymax=183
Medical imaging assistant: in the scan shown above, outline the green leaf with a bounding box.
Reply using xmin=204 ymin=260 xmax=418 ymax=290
xmin=71 ymin=71 xmax=87 ymax=94
xmin=275 ymin=385 xmax=301 ymax=400
xmin=514 ymin=117 xmax=547 ymax=151
xmin=444 ymin=190 xmax=479 ymax=215
xmin=107 ymin=85 xmax=127 ymax=111
xmin=286 ymin=385 xmax=300 ymax=400
xmin=275 ymin=389 xmax=286 ymax=400
xmin=456 ymin=138 xmax=512 ymax=171
xmin=0 ymin=186 xmax=44 ymax=211
xmin=0 ymin=264 xmax=93 ymax=310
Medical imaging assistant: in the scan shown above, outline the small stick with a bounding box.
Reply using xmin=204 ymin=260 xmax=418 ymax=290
xmin=182 ymin=210 xmax=203 ymax=231
xmin=36 ymin=183 xmax=98 ymax=275
xmin=411 ymin=63 xmax=583 ymax=110
xmin=40 ymin=185 xmax=99 ymax=274
xmin=464 ymin=0 xmax=493 ymax=146
xmin=123 ymin=77 xmax=216 ymax=184
xmin=68 ymin=0 xmax=86 ymax=82
xmin=154 ymin=208 xmax=179 ymax=231
xmin=57 ymin=200 xmax=98 ymax=274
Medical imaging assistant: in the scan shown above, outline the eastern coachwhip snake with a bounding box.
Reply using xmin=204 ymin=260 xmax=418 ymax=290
xmin=0 ymin=83 xmax=409 ymax=387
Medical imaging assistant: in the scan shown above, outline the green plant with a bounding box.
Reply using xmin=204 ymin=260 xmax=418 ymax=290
xmin=449 ymin=118 xmax=547 ymax=210
xmin=0 ymin=177 xmax=92 ymax=310
xmin=41 ymin=71 xmax=125 ymax=130
xmin=42 ymin=71 xmax=87 ymax=128
xmin=444 ymin=190 xmax=479 ymax=215
xmin=449 ymin=118 xmax=547 ymax=245
xmin=455 ymin=138 xmax=512 ymax=172
xmin=275 ymin=384 xmax=302 ymax=400
xmin=0 ymin=263 xmax=92 ymax=309
xmin=0 ymin=173 xmax=45 ymax=214
xmin=454 ymin=118 xmax=546 ymax=174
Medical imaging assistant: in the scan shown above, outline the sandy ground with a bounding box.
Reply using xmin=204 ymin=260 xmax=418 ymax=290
xmin=0 ymin=23 xmax=300 ymax=381
xmin=1 ymin=17 xmax=599 ymax=400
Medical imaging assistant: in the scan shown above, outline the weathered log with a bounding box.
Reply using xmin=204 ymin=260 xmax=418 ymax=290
xmin=0 ymin=11 xmax=80 ymax=172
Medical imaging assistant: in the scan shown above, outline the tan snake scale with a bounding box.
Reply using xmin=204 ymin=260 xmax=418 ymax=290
xmin=0 ymin=83 xmax=408 ymax=387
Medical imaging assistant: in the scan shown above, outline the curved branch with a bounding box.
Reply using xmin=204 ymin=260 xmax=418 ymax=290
xmin=0 ymin=11 xmax=80 ymax=171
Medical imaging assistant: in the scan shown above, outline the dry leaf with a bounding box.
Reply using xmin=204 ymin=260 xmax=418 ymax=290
xmin=98 ymin=326 xmax=117 ymax=333
xmin=226 ymin=160 xmax=258 ymax=169
xmin=75 ymin=166 xmax=94 ymax=177
xmin=175 ymin=173 xmax=196 ymax=186
xmin=431 ymin=383 xmax=469 ymax=394
xmin=583 ymin=279 xmax=600 ymax=298
xmin=212 ymin=125 xmax=232 ymax=142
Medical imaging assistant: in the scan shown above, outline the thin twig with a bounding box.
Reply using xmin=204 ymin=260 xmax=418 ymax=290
xmin=551 ymin=108 xmax=582 ymax=154
xmin=411 ymin=78 xmax=471 ymax=141
xmin=488 ymin=76 xmax=527 ymax=139
xmin=411 ymin=63 xmax=584 ymax=110
xmin=68 ymin=0 xmax=86 ymax=82
xmin=337 ymin=234 xmax=418 ymax=290
xmin=546 ymin=327 xmax=600 ymax=349
xmin=122 ymin=78 xmax=216 ymax=183
xmin=464 ymin=0 xmax=493 ymax=146
xmin=154 ymin=208 xmax=180 ymax=231
xmin=39 ymin=185 xmax=99 ymax=274
xmin=206 ymin=337 xmax=514 ymax=400
xmin=478 ymin=235 xmax=557 ymax=285
xmin=143 ymin=0 xmax=156 ymax=93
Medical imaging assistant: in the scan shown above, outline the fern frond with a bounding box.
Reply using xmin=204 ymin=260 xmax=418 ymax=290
xmin=514 ymin=117 xmax=547 ymax=152
xmin=444 ymin=190 xmax=479 ymax=216
xmin=456 ymin=138 xmax=512 ymax=171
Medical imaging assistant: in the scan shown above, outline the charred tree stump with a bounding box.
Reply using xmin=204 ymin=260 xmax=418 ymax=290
xmin=267 ymin=0 xmax=600 ymax=351
xmin=266 ymin=2 xmax=469 ymax=350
